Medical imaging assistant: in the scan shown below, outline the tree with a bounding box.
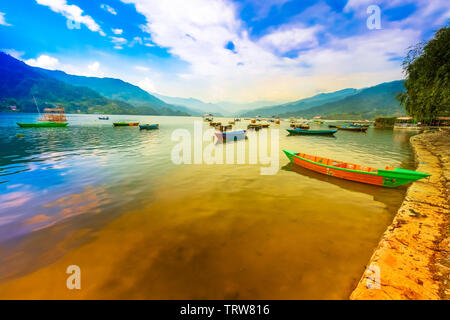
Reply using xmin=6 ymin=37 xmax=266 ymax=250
xmin=397 ymin=25 xmax=450 ymax=121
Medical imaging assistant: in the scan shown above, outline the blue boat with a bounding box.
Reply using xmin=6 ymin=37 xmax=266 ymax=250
xmin=287 ymin=128 xmax=337 ymax=135
xmin=139 ymin=124 xmax=159 ymax=130
xmin=215 ymin=130 xmax=247 ymax=142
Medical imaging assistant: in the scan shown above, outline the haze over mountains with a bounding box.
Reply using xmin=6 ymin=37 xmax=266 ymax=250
xmin=0 ymin=52 xmax=406 ymax=119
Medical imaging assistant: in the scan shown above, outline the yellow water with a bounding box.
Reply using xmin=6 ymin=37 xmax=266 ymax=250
xmin=0 ymin=114 xmax=416 ymax=299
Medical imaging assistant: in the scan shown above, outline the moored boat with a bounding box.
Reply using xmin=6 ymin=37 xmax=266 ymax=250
xmin=287 ymin=129 xmax=337 ymax=135
xmin=139 ymin=124 xmax=159 ymax=130
xmin=215 ymin=130 xmax=247 ymax=142
xmin=98 ymin=116 xmax=109 ymax=120
xmin=337 ymin=125 xmax=368 ymax=132
xmin=290 ymin=123 xmax=310 ymax=129
xmin=17 ymin=106 xmax=68 ymax=128
xmin=17 ymin=122 xmax=69 ymax=128
xmin=283 ymin=150 xmax=430 ymax=187
xmin=113 ymin=122 xmax=139 ymax=127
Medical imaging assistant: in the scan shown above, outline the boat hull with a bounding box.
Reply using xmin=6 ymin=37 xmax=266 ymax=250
xmin=139 ymin=124 xmax=159 ymax=130
xmin=337 ymin=125 xmax=368 ymax=132
xmin=283 ymin=150 xmax=430 ymax=188
xmin=215 ymin=130 xmax=247 ymax=142
xmin=287 ymin=129 xmax=337 ymax=135
xmin=113 ymin=122 xmax=139 ymax=127
xmin=17 ymin=122 xmax=68 ymax=128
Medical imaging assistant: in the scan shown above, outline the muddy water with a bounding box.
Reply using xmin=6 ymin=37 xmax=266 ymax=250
xmin=0 ymin=113 xmax=416 ymax=299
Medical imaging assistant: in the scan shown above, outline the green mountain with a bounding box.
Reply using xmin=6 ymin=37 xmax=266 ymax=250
xmin=39 ymin=69 xmax=192 ymax=116
xmin=0 ymin=52 xmax=150 ymax=115
xmin=243 ymin=81 xmax=406 ymax=119
xmin=278 ymin=80 xmax=406 ymax=119
xmin=241 ymin=88 xmax=360 ymax=117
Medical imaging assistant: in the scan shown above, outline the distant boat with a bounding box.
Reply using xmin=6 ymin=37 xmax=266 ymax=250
xmin=98 ymin=116 xmax=109 ymax=120
xmin=113 ymin=122 xmax=139 ymax=127
xmin=290 ymin=123 xmax=310 ymax=129
xmin=283 ymin=150 xmax=430 ymax=188
xmin=337 ymin=125 xmax=368 ymax=132
xmin=139 ymin=124 xmax=159 ymax=130
xmin=287 ymin=129 xmax=337 ymax=135
xmin=215 ymin=130 xmax=247 ymax=142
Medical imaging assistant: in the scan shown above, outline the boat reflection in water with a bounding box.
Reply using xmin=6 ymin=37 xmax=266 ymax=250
xmin=281 ymin=162 xmax=407 ymax=211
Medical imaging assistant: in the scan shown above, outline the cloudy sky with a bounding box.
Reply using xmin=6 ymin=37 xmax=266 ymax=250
xmin=0 ymin=0 xmax=449 ymax=104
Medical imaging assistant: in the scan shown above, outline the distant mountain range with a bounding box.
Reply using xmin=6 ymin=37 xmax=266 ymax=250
xmin=0 ymin=51 xmax=406 ymax=119
xmin=0 ymin=52 xmax=190 ymax=116
xmin=152 ymin=92 xmax=284 ymax=116
xmin=242 ymin=81 xmax=406 ymax=119
xmin=38 ymin=69 xmax=196 ymax=116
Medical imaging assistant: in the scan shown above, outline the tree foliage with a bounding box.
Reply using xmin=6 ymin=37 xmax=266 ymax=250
xmin=398 ymin=25 xmax=450 ymax=121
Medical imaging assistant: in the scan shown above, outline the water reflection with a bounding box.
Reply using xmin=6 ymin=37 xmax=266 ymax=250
xmin=0 ymin=113 xmax=418 ymax=299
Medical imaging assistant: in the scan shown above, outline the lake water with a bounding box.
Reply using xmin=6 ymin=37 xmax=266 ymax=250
xmin=0 ymin=113 xmax=417 ymax=299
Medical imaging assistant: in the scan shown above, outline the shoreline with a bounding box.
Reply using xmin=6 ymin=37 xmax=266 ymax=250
xmin=350 ymin=129 xmax=449 ymax=300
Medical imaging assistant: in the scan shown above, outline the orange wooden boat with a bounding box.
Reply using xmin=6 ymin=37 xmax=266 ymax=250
xmin=283 ymin=150 xmax=430 ymax=188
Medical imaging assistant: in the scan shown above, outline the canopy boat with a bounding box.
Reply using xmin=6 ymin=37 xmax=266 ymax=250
xmin=215 ymin=130 xmax=247 ymax=142
xmin=337 ymin=125 xmax=368 ymax=132
xmin=139 ymin=124 xmax=159 ymax=130
xmin=17 ymin=106 xmax=68 ymax=128
xmin=287 ymin=128 xmax=337 ymax=135
xmin=113 ymin=122 xmax=139 ymax=127
xmin=98 ymin=116 xmax=109 ymax=120
xmin=283 ymin=150 xmax=430 ymax=188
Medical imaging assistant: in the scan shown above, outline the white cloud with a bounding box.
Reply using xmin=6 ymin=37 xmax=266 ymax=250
xmin=112 ymin=28 xmax=123 ymax=35
xmin=110 ymin=36 xmax=127 ymax=49
xmin=0 ymin=12 xmax=11 ymax=26
xmin=88 ymin=61 xmax=100 ymax=72
xmin=258 ymin=25 xmax=321 ymax=54
xmin=101 ymin=4 xmax=117 ymax=15
xmin=2 ymin=49 xmax=24 ymax=59
xmin=137 ymin=77 xmax=156 ymax=92
xmin=36 ymin=0 xmax=104 ymax=35
xmin=116 ymin=0 xmax=448 ymax=103
xmin=25 ymin=55 xmax=60 ymax=70
xmin=134 ymin=65 xmax=150 ymax=72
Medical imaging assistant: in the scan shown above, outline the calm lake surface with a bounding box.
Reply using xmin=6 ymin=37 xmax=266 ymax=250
xmin=0 ymin=113 xmax=417 ymax=299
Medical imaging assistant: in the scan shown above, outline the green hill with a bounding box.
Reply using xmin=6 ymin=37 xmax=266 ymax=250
xmin=279 ymin=80 xmax=406 ymax=119
xmin=0 ymin=52 xmax=161 ymax=115
xmin=241 ymin=88 xmax=359 ymax=117
xmin=244 ymin=80 xmax=406 ymax=120
xmin=38 ymin=69 xmax=193 ymax=116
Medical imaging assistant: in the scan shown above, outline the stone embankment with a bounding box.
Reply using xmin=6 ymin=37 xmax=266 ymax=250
xmin=351 ymin=130 xmax=449 ymax=300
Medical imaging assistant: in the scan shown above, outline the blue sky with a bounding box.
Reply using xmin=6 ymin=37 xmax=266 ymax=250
xmin=0 ymin=0 xmax=449 ymax=103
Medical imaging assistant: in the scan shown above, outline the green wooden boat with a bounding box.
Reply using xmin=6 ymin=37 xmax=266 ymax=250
xmin=17 ymin=122 xmax=68 ymax=128
xmin=283 ymin=149 xmax=430 ymax=188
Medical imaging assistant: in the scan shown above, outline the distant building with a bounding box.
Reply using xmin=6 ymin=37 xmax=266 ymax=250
xmin=9 ymin=105 xmax=17 ymax=111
